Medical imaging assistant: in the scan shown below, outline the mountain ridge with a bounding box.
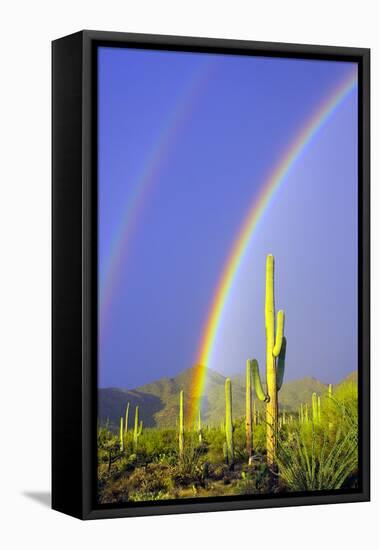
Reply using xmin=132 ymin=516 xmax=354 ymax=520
xmin=98 ymin=366 xmax=357 ymax=430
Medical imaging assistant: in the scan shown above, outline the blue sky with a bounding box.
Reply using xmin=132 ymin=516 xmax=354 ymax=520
xmin=98 ymin=47 xmax=357 ymax=389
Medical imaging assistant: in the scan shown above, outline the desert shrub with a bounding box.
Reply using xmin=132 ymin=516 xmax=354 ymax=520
xmin=127 ymin=463 xmax=174 ymax=495
xmin=97 ymin=476 xmax=130 ymax=504
xmin=128 ymin=491 xmax=170 ymax=502
xmin=137 ymin=428 xmax=177 ymax=458
xmin=205 ymin=427 xmax=226 ymax=463
xmin=234 ymin=463 xmax=271 ymax=495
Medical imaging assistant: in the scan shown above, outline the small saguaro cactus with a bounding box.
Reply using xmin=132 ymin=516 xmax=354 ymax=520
xmin=225 ymin=378 xmax=234 ymax=467
xmin=318 ymin=396 xmax=322 ymax=422
xmin=327 ymin=383 xmax=334 ymax=430
xmin=245 ymin=360 xmax=253 ymax=462
xmin=312 ymin=392 xmax=319 ymax=423
xmin=299 ymin=403 xmax=304 ymax=423
xmin=124 ymin=402 xmax=130 ymax=437
xmin=304 ymin=403 xmax=309 ymax=422
xmin=179 ymin=390 xmax=184 ymax=458
xmin=198 ymin=409 xmax=202 ymax=444
xmin=119 ymin=416 xmax=124 ymax=452
xmin=133 ymin=405 xmax=141 ymax=452
xmin=250 ymin=254 xmax=286 ymax=469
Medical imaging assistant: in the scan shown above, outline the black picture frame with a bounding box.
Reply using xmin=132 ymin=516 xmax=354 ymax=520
xmin=52 ymin=30 xmax=370 ymax=520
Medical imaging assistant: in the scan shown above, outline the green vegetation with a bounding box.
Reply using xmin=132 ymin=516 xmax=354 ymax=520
xmin=98 ymin=375 xmax=357 ymax=503
xmin=97 ymin=255 xmax=358 ymax=504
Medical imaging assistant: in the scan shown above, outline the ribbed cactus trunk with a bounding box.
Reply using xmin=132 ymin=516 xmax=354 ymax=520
xmin=198 ymin=409 xmax=202 ymax=444
xmin=312 ymin=392 xmax=318 ymax=423
xmin=179 ymin=390 xmax=184 ymax=459
xmin=225 ymin=378 xmax=234 ymax=467
xmin=119 ymin=417 xmax=124 ymax=452
xmin=265 ymin=255 xmax=284 ymax=469
xmin=124 ymin=402 xmax=130 ymax=437
xmin=328 ymin=383 xmax=333 ymax=430
xmin=245 ymin=360 xmax=253 ymax=462
xmin=133 ymin=405 xmax=139 ymax=452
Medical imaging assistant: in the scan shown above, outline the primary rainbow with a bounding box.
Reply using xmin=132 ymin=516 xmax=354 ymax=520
xmin=188 ymin=68 xmax=358 ymax=424
xmin=99 ymin=59 xmax=215 ymax=332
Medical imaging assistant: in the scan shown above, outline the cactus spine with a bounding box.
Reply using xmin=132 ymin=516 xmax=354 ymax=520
xmin=225 ymin=378 xmax=234 ymax=467
xmin=251 ymin=255 xmax=286 ymax=468
xmin=133 ymin=405 xmax=140 ymax=451
xmin=246 ymin=360 xmax=253 ymax=461
xmin=179 ymin=390 xmax=184 ymax=458
xmin=119 ymin=417 xmax=124 ymax=452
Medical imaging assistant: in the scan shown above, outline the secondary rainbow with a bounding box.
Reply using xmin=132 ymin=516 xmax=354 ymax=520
xmin=99 ymin=59 xmax=215 ymax=331
xmin=188 ymin=68 xmax=358 ymax=423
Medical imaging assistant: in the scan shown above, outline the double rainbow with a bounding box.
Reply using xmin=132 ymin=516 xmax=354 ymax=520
xmin=99 ymin=59 xmax=215 ymax=331
xmin=188 ymin=67 xmax=358 ymax=424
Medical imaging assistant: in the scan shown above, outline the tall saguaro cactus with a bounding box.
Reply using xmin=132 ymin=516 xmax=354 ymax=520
xmin=225 ymin=378 xmax=234 ymax=467
xmin=250 ymin=254 xmax=286 ymax=469
xmin=245 ymin=360 xmax=253 ymax=462
xmin=179 ymin=390 xmax=184 ymax=458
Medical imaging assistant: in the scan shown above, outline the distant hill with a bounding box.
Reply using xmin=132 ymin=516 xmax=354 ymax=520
xmin=99 ymin=366 xmax=357 ymax=430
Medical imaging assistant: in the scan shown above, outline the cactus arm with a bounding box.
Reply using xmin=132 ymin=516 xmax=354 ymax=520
xmin=251 ymin=359 xmax=269 ymax=402
xmin=276 ymin=336 xmax=287 ymax=391
xmin=273 ymin=310 xmax=285 ymax=357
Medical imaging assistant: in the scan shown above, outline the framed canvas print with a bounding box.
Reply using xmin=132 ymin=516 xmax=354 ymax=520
xmin=52 ymin=30 xmax=370 ymax=519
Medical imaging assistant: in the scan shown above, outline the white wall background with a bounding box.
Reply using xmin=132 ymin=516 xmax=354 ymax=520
xmin=0 ymin=1 xmax=376 ymax=548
